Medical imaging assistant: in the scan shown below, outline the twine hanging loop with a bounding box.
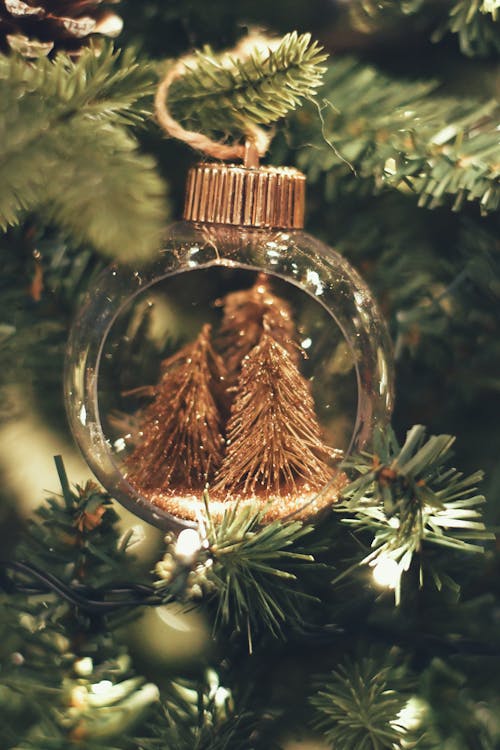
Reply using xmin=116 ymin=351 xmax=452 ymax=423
xmin=154 ymin=49 xmax=272 ymax=164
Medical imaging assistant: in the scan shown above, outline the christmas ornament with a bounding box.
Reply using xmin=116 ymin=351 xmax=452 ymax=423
xmin=0 ymin=0 xmax=122 ymax=58
xmin=65 ymin=155 xmax=394 ymax=530
xmin=65 ymin=45 xmax=394 ymax=531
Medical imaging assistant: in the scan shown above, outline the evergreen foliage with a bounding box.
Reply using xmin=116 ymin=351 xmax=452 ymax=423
xmin=328 ymin=198 xmax=500 ymax=368
xmin=0 ymin=45 xmax=166 ymax=261
xmin=137 ymin=672 xmax=257 ymax=749
xmin=335 ymin=425 xmax=492 ymax=601
xmin=435 ymin=0 xmax=500 ymax=56
xmin=167 ymin=32 xmax=328 ymax=137
xmin=310 ymin=655 xmax=415 ymax=749
xmin=290 ymin=57 xmax=500 ymax=213
xmin=0 ymin=459 xmax=159 ymax=748
xmin=201 ymin=498 xmax=317 ymax=648
xmin=1 ymin=5 xmax=500 ymax=750
xmin=348 ymin=0 xmax=500 ymax=57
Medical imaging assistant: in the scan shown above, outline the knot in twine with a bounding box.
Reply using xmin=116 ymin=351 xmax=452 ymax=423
xmin=154 ymin=38 xmax=274 ymax=164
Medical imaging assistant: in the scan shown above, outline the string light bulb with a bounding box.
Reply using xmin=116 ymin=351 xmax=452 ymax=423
xmin=65 ymin=156 xmax=394 ymax=530
xmin=91 ymin=679 xmax=113 ymax=695
xmin=175 ymin=528 xmax=202 ymax=563
xmin=371 ymin=556 xmax=400 ymax=589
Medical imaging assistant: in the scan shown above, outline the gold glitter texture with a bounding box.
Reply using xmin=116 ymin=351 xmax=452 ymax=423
xmin=213 ymin=317 xmax=336 ymax=497
xmin=147 ymin=470 xmax=349 ymax=524
xmin=125 ymin=324 xmax=227 ymax=491
xmin=125 ymin=275 xmax=344 ymax=522
xmin=216 ymin=272 xmax=299 ymax=376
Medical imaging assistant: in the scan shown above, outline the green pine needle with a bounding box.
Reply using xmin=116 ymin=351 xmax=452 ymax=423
xmin=137 ymin=671 xmax=255 ymax=750
xmin=294 ymin=57 xmax=500 ymax=213
xmin=0 ymin=459 xmax=159 ymax=748
xmin=42 ymin=119 xmax=165 ymax=261
xmin=434 ymin=0 xmax=500 ymax=57
xmin=310 ymin=654 xmax=416 ymax=750
xmin=347 ymin=0 xmax=500 ymax=57
xmin=167 ymin=31 xmax=328 ymax=137
xmin=0 ymin=45 xmax=167 ymax=262
xmin=333 ymin=425 xmax=493 ymax=599
xmin=201 ymin=496 xmax=317 ymax=648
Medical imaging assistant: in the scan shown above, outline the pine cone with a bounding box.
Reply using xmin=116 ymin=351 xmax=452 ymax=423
xmin=0 ymin=0 xmax=123 ymax=58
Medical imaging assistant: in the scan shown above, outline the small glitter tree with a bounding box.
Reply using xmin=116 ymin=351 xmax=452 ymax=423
xmin=125 ymin=276 xmax=341 ymax=516
xmin=213 ymin=315 xmax=336 ymax=498
xmin=125 ymin=324 xmax=227 ymax=492
xmin=216 ymin=273 xmax=299 ymax=376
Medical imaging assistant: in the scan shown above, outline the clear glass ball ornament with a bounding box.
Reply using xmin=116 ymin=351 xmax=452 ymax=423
xmin=65 ymin=167 xmax=394 ymax=531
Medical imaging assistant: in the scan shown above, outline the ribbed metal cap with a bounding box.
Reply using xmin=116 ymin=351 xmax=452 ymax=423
xmin=183 ymin=162 xmax=306 ymax=229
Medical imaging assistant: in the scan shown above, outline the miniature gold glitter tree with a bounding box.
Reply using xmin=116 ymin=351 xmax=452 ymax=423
xmin=213 ymin=315 xmax=336 ymax=498
xmin=216 ymin=273 xmax=299 ymax=376
xmin=125 ymin=324 xmax=227 ymax=491
xmin=125 ymin=277 xmax=343 ymax=518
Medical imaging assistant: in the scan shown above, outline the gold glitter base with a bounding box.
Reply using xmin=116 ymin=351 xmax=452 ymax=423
xmin=136 ymin=471 xmax=349 ymax=524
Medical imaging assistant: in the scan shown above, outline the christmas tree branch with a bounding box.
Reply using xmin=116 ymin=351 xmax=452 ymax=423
xmin=416 ymin=657 xmax=498 ymax=748
xmin=329 ymin=194 xmax=500 ymax=364
xmin=347 ymin=0 xmax=500 ymax=57
xmin=310 ymin=654 xmax=417 ymax=750
xmin=137 ymin=671 xmax=256 ymax=750
xmin=435 ymin=0 xmax=500 ymax=56
xmin=0 ymin=45 xmax=167 ymax=261
xmin=333 ymin=425 xmax=493 ymax=601
xmin=0 ymin=44 xmax=158 ymax=126
xmin=2 ymin=487 xmax=246 ymax=747
xmin=166 ymin=31 xmax=328 ymax=138
xmin=293 ymin=57 xmax=500 ymax=213
xmin=154 ymin=497 xmax=319 ymax=650
xmin=42 ymin=119 xmax=165 ymax=261
xmin=0 ymin=460 xmax=159 ymax=748
xmin=0 ymin=451 xmax=495 ymax=747
xmin=205 ymin=501 xmax=319 ymax=648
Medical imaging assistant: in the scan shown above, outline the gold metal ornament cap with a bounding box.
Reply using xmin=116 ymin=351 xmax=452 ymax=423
xmin=183 ymin=162 xmax=306 ymax=230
